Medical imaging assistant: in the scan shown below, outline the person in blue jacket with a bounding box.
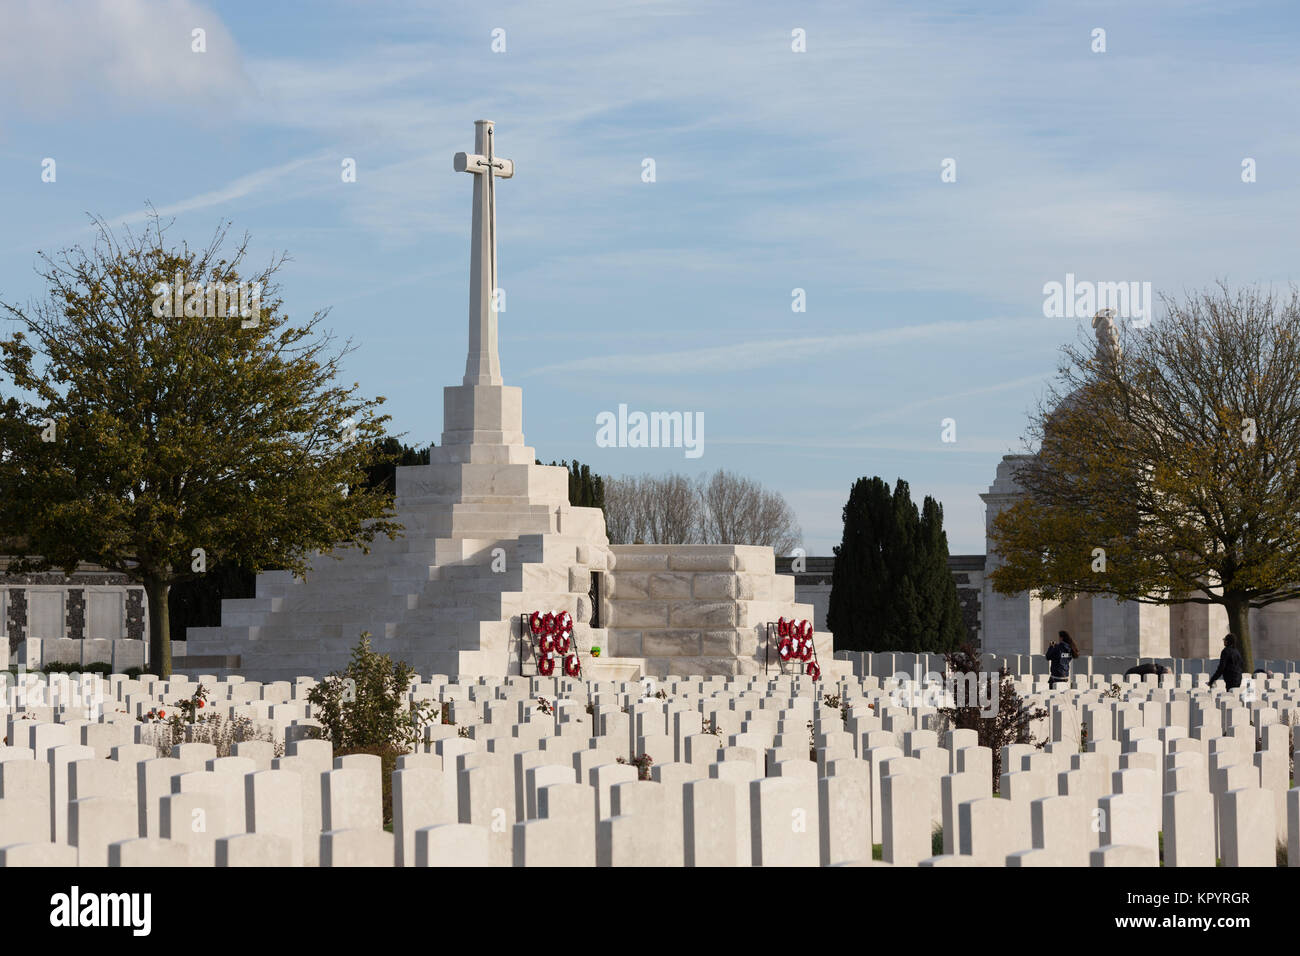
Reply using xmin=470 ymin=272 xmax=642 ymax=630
xmin=1045 ymin=630 xmax=1079 ymax=689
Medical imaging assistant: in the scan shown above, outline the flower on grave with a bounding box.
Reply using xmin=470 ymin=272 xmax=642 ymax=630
xmin=197 ymin=700 xmax=204 ymax=708
xmin=157 ymin=711 xmax=165 ymax=719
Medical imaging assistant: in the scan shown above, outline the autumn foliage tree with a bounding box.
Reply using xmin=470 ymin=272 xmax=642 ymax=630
xmin=0 ymin=215 xmax=401 ymax=677
xmin=990 ymin=285 xmax=1300 ymax=670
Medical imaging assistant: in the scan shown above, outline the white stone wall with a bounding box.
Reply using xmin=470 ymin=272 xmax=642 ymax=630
xmin=606 ymin=544 xmax=823 ymax=677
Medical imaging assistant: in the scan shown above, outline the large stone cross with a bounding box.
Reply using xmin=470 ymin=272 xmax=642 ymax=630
xmin=454 ymin=120 xmax=514 ymax=386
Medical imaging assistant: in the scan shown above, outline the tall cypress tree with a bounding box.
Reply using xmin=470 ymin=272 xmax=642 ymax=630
xmin=827 ymin=476 xmax=892 ymax=650
xmin=827 ymin=476 xmax=964 ymax=652
xmin=917 ymin=496 xmax=965 ymax=651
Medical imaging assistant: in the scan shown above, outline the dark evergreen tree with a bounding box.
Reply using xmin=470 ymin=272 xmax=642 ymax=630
xmin=537 ymin=459 xmax=606 ymax=514
xmin=362 ymin=437 xmax=432 ymax=496
xmin=827 ymin=476 xmax=892 ymax=650
xmin=917 ymin=496 xmax=966 ymax=651
xmin=827 ymin=476 xmax=965 ymax=652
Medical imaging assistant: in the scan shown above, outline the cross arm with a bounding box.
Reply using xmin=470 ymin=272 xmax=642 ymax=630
xmin=453 ymin=152 xmax=515 ymax=179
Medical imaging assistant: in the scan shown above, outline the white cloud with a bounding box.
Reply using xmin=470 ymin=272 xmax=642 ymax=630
xmin=0 ymin=0 xmax=251 ymax=119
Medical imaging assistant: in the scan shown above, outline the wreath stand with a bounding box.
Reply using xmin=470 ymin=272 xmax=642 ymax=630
xmin=764 ymin=619 xmax=822 ymax=681
xmin=519 ymin=610 xmax=584 ymax=679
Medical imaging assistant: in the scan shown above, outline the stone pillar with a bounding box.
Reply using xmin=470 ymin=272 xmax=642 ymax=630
xmin=125 ymin=589 xmax=146 ymax=641
xmin=980 ymin=456 xmax=1039 ymax=655
xmin=1091 ymin=597 xmax=1169 ymax=658
xmin=66 ymin=589 xmax=85 ymax=641
xmin=1169 ymin=602 xmax=1226 ymax=660
xmin=6 ymin=588 xmax=25 ymax=650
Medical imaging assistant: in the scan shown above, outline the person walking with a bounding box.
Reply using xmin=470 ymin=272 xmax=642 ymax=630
xmin=1209 ymin=633 xmax=1245 ymax=690
xmin=1045 ymin=630 xmax=1079 ymax=690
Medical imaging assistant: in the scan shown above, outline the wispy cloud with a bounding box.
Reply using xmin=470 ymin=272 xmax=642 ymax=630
xmin=849 ymin=372 xmax=1054 ymax=429
xmin=107 ymin=153 xmax=334 ymax=227
xmin=526 ymin=316 xmax=1024 ymax=377
xmin=711 ymin=434 xmax=1024 ymax=456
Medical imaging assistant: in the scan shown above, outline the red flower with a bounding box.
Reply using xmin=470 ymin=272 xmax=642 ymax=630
xmin=157 ymin=710 xmax=165 ymax=719
xmin=197 ymin=700 xmax=205 ymax=708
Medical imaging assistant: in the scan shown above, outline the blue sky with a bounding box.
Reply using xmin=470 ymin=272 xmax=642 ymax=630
xmin=2 ymin=0 xmax=1298 ymax=555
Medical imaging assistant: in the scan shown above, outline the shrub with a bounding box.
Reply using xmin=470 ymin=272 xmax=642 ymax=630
xmin=306 ymin=632 xmax=435 ymax=753
xmin=306 ymin=633 xmax=435 ymax=824
xmin=42 ymin=661 xmax=112 ymax=676
xmin=937 ymin=643 xmax=1048 ymax=791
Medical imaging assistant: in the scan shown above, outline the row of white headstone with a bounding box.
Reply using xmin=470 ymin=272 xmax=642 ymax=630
xmin=0 ymin=669 xmax=1295 ymax=865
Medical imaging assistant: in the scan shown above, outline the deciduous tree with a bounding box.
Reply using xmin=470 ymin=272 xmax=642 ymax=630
xmin=990 ymin=285 xmax=1300 ymax=670
xmin=0 ymin=214 xmax=400 ymax=677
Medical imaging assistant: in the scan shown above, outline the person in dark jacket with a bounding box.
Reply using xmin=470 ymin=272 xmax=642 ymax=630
xmin=1209 ymin=633 xmax=1245 ymax=689
xmin=1045 ymin=630 xmax=1078 ymax=689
